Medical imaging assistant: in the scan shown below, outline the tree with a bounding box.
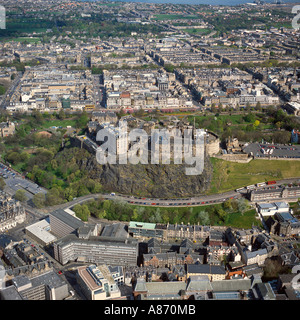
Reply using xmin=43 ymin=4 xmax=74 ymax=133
xmin=73 ymin=204 xmax=90 ymax=221
xmin=246 ymin=102 xmax=251 ymax=112
xmin=216 ymin=207 xmax=228 ymax=222
xmin=197 ymin=210 xmax=210 ymax=225
xmin=253 ymin=120 xmax=260 ymax=129
xmin=32 ymin=192 xmax=46 ymax=208
xmin=164 ymin=64 xmax=175 ymax=73
xmin=223 ymin=199 xmax=233 ymax=212
xmin=6 ymin=151 xmax=21 ymax=165
xmin=0 ymin=85 xmax=6 ymax=95
xmin=275 ymin=121 xmax=282 ymax=130
xmin=32 ymin=110 xmax=44 ymax=124
xmin=58 ymin=109 xmax=66 ymax=120
xmin=76 ymin=111 xmax=89 ymax=129
xmin=255 ymin=102 xmax=262 ymax=111
xmin=237 ymin=198 xmax=250 ymax=214
xmin=211 ymin=103 xmax=217 ymax=113
xmin=244 ymin=113 xmax=256 ymax=123
xmin=45 ymin=188 xmax=64 ymax=206
xmin=15 ymin=189 xmax=27 ymax=202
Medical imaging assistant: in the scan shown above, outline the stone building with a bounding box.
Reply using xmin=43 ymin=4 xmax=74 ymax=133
xmin=0 ymin=121 xmax=15 ymax=138
xmin=0 ymin=192 xmax=26 ymax=232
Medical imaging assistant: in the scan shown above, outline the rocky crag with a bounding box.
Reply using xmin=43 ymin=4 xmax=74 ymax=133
xmin=80 ymin=155 xmax=212 ymax=198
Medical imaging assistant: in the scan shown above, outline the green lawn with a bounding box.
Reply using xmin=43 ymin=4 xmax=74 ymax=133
xmin=9 ymin=37 xmax=41 ymax=43
xmin=226 ymin=209 xmax=261 ymax=228
xmin=39 ymin=119 xmax=77 ymax=129
xmin=208 ymin=157 xmax=300 ymax=194
xmin=189 ymin=114 xmax=253 ymax=126
xmin=183 ymin=28 xmax=212 ymax=35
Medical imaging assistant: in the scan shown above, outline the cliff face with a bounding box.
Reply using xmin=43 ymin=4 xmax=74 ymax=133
xmin=80 ymin=156 xmax=212 ymax=198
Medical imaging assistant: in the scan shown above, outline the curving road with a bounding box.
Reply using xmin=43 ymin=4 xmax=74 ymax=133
xmin=42 ymin=176 xmax=300 ymax=213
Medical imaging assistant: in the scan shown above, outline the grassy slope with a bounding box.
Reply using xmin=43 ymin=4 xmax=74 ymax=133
xmin=208 ymin=157 xmax=300 ymax=194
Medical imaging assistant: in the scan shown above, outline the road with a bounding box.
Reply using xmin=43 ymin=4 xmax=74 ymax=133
xmin=42 ymin=176 xmax=300 ymax=214
xmin=0 ymin=72 xmax=22 ymax=109
xmin=92 ymin=74 xmax=104 ymax=108
xmin=2 ymin=151 xmax=300 ymax=215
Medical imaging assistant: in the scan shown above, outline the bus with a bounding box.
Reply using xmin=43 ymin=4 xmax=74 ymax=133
xmin=256 ymin=182 xmax=266 ymax=187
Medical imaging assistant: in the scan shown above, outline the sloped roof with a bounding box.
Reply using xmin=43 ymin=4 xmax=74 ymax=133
xmin=211 ymin=278 xmax=252 ymax=292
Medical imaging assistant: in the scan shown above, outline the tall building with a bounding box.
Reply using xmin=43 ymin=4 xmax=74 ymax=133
xmin=0 ymin=192 xmax=26 ymax=232
xmin=48 ymin=209 xmax=84 ymax=238
xmin=53 ymin=234 xmax=138 ymax=266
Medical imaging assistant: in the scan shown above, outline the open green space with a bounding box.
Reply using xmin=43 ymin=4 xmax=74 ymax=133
xmin=39 ymin=119 xmax=77 ymax=129
xmin=225 ymin=209 xmax=260 ymax=229
xmin=188 ymin=108 xmax=298 ymax=144
xmin=5 ymin=37 xmax=41 ymax=44
xmin=208 ymin=157 xmax=300 ymax=195
xmin=183 ymin=28 xmax=211 ymax=35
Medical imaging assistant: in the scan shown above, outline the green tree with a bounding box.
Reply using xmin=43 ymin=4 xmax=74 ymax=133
xmin=32 ymin=110 xmax=44 ymax=124
xmin=0 ymin=177 xmax=6 ymax=191
xmin=223 ymin=199 xmax=233 ymax=212
xmin=6 ymin=151 xmax=21 ymax=165
xmin=32 ymin=192 xmax=46 ymax=208
xmin=164 ymin=64 xmax=175 ymax=73
xmin=211 ymin=103 xmax=217 ymax=113
xmin=45 ymin=187 xmax=64 ymax=206
xmin=76 ymin=111 xmax=89 ymax=129
xmin=255 ymin=102 xmax=262 ymax=111
xmin=73 ymin=204 xmax=90 ymax=221
xmin=0 ymin=85 xmax=6 ymax=95
xmin=237 ymin=198 xmax=250 ymax=214
xmin=58 ymin=109 xmax=66 ymax=120
xmin=15 ymin=189 xmax=27 ymax=202
xmin=216 ymin=208 xmax=226 ymax=221
xmin=20 ymin=152 xmax=30 ymax=163
xmin=197 ymin=210 xmax=210 ymax=225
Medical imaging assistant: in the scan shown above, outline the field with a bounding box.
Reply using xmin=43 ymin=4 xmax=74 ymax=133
xmin=208 ymin=157 xmax=300 ymax=194
xmin=39 ymin=119 xmax=77 ymax=129
xmin=7 ymin=37 xmax=41 ymax=43
xmin=225 ymin=209 xmax=259 ymax=229
xmin=183 ymin=28 xmax=212 ymax=35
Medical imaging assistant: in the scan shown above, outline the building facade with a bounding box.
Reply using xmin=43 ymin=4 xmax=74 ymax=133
xmin=53 ymin=234 xmax=138 ymax=266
